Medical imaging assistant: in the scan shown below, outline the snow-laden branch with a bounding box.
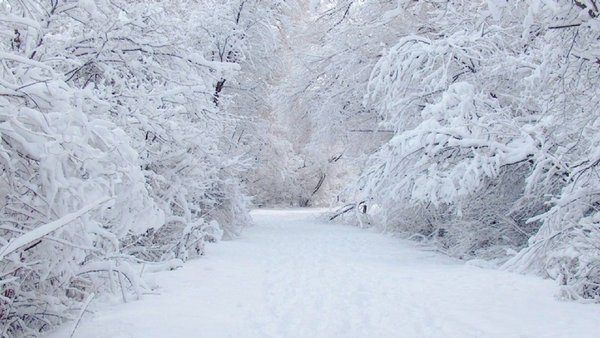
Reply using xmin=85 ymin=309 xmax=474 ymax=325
xmin=0 ymin=197 xmax=111 ymax=260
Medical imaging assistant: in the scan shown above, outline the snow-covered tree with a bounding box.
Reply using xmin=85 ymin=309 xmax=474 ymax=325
xmin=0 ymin=2 xmax=164 ymax=334
xmin=264 ymin=0 xmax=403 ymax=206
xmin=0 ymin=0 xmax=275 ymax=334
xmin=347 ymin=0 xmax=600 ymax=301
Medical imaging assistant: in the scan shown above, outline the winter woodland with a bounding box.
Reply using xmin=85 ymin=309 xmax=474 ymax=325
xmin=1 ymin=0 xmax=600 ymax=336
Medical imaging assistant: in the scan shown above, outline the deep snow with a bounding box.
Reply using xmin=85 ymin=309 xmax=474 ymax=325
xmin=49 ymin=209 xmax=600 ymax=338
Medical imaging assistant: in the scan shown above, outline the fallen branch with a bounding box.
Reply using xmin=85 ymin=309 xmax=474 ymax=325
xmin=329 ymin=203 xmax=358 ymax=221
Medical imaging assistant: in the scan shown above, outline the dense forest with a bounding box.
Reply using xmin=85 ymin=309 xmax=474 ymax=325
xmin=1 ymin=0 xmax=600 ymax=336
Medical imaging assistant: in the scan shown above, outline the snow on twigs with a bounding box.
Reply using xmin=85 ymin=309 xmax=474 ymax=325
xmin=0 ymin=0 xmax=287 ymax=335
xmin=0 ymin=197 xmax=111 ymax=261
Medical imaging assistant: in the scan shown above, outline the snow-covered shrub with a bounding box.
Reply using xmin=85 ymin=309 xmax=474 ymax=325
xmin=37 ymin=0 xmax=253 ymax=260
xmin=0 ymin=53 xmax=162 ymax=336
xmin=505 ymin=114 xmax=600 ymax=301
xmin=496 ymin=0 xmax=600 ymax=302
xmin=356 ymin=17 xmax=550 ymax=257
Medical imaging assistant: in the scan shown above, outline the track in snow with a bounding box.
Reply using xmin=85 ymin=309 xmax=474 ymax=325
xmin=50 ymin=209 xmax=600 ymax=338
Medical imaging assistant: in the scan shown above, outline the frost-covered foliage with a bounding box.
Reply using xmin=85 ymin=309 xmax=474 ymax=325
xmin=202 ymin=0 xmax=308 ymax=207
xmin=340 ymin=0 xmax=600 ymax=301
xmin=0 ymin=60 xmax=162 ymax=334
xmin=0 ymin=0 xmax=282 ymax=335
xmin=263 ymin=0 xmax=399 ymax=206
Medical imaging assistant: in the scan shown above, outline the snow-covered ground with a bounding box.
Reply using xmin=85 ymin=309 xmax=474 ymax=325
xmin=49 ymin=209 xmax=600 ymax=338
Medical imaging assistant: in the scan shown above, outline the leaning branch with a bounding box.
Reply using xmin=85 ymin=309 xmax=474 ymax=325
xmin=0 ymin=197 xmax=111 ymax=260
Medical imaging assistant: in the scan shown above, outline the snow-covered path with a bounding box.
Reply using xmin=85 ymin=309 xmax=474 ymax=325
xmin=51 ymin=209 xmax=600 ymax=338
